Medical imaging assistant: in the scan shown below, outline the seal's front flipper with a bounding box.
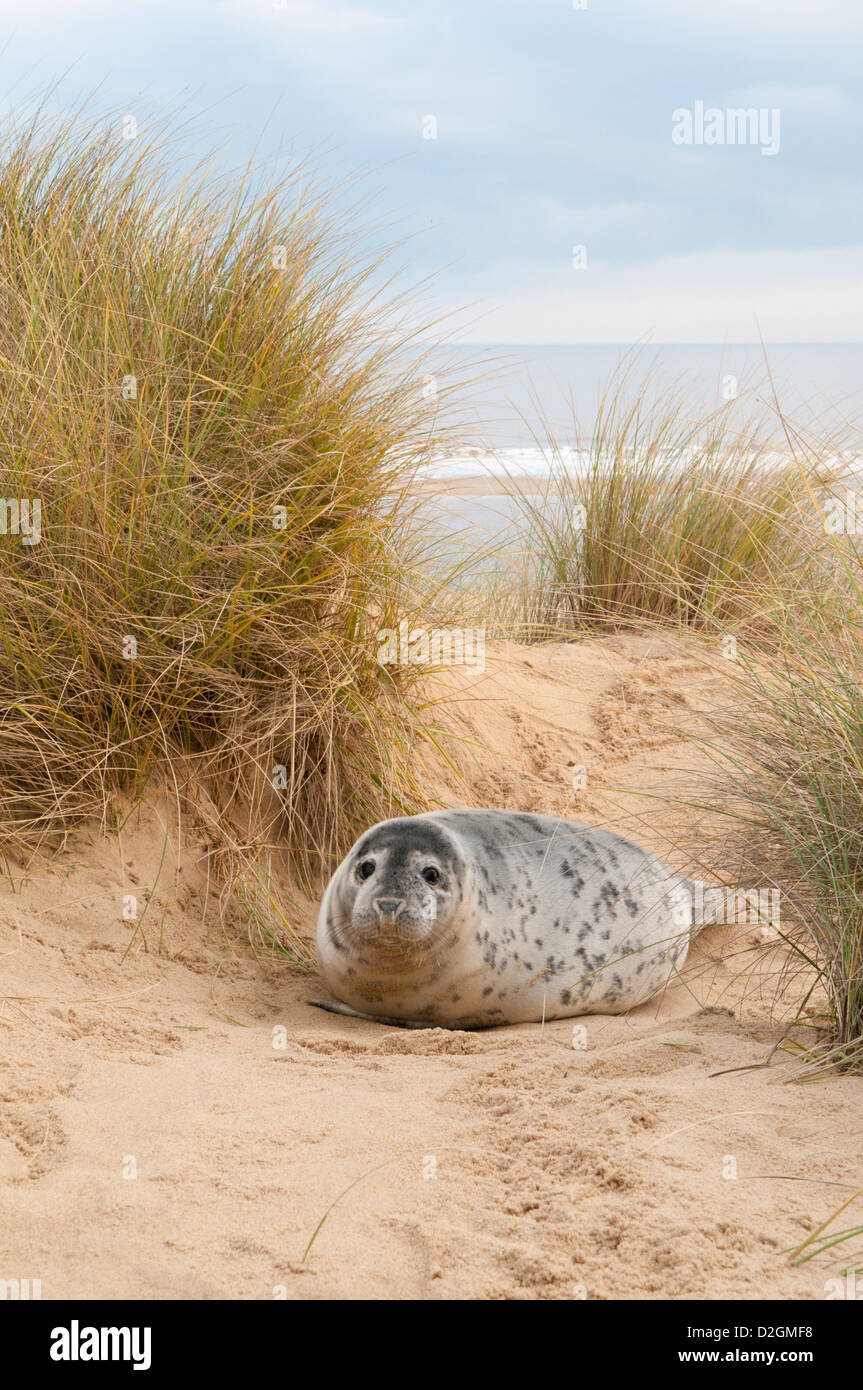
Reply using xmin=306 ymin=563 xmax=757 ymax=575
xmin=306 ymin=998 xmax=372 ymax=1021
xmin=306 ymin=998 xmax=434 ymax=1030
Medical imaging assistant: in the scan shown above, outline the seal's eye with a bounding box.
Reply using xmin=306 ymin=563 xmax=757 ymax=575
xmin=422 ymin=866 xmax=440 ymax=886
xmin=357 ymin=859 xmax=376 ymax=881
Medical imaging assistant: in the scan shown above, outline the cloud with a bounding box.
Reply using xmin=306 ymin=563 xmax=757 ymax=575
xmin=617 ymin=0 xmax=863 ymax=37
xmin=432 ymin=247 xmax=863 ymax=344
xmin=0 ymin=0 xmax=399 ymax=47
xmin=0 ymin=0 xmax=857 ymax=342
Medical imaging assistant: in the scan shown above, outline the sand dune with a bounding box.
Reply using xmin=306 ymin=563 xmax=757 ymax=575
xmin=3 ymin=634 xmax=861 ymax=1299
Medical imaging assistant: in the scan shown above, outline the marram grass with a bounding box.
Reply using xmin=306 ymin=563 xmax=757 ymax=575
xmin=0 ymin=107 xmax=451 ymax=899
xmin=2 ymin=99 xmax=862 ymax=1077
xmin=497 ymin=379 xmax=819 ymax=640
xmin=481 ymin=377 xmax=863 ymax=1073
xmin=696 ymin=500 xmax=863 ymax=1076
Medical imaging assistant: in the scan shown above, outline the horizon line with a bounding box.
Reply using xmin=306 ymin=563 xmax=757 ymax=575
xmin=435 ymin=340 xmax=863 ymax=349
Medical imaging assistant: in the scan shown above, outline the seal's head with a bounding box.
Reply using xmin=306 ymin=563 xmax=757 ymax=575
xmin=322 ymin=815 xmax=467 ymax=967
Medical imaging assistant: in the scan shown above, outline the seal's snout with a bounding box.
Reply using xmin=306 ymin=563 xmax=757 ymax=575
xmin=374 ymin=897 xmax=405 ymax=924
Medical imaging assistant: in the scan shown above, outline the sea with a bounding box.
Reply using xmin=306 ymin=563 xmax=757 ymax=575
xmin=420 ymin=343 xmax=863 ymax=470
xmin=410 ymin=343 xmax=863 ymax=570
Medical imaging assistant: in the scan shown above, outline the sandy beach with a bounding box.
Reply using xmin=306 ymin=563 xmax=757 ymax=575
xmin=2 ymin=44 xmax=862 ymax=1324
xmin=4 ymin=629 xmax=859 ymax=1300
xmin=412 ymin=474 xmax=554 ymax=497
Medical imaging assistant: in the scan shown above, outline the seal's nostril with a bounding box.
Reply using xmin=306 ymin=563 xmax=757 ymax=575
xmin=374 ymin=897 xmax=404 ymax=921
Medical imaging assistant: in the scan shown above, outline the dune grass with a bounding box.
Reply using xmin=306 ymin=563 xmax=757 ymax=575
xmin=788 ymin=1181 xmax=863 ymax=1277
xmin=0 ymin=104 xmax=453 ymax=907
xmin=472 ymin=376 xmax=863 ymax=1074
xmin=695 ymin=468 xmax=863 ymax=1076
xmin=495 ymin=381 xmax=819 ymax=640
xmin=1 ymin=98 xmax=860 ymax=1072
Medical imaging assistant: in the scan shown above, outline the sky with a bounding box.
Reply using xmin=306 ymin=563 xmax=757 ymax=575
xmin=0 ymin=0 xmax=860 ymax=343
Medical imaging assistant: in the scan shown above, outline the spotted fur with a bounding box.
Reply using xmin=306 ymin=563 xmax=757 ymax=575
xmin=311 ymin=809 xmax=695 ymax=1029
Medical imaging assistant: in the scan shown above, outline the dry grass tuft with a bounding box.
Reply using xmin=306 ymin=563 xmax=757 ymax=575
xmin=0 ymin=104 xmax=453 ymax=910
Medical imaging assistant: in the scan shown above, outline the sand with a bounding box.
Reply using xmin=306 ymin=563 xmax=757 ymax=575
xmin=2 ymin=632 xmax=861 ymax=1300
xmin=412 ymin=474 xmax=553 ymax=496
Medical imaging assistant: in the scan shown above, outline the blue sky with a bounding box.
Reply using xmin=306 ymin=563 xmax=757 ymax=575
xmin=0 ymin=0 xmax=860 ymax=342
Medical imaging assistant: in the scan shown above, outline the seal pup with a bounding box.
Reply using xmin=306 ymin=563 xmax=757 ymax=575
xmin=310 ymin=809 xmax=699 ymax=1030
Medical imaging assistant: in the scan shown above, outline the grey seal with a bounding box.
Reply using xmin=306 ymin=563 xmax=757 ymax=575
xmin=310 ymin=809 xmax=697 ymax=1029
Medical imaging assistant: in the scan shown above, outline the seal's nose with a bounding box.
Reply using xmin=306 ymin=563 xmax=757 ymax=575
xmin=374 ymin=897 xmax=405 ymax=922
